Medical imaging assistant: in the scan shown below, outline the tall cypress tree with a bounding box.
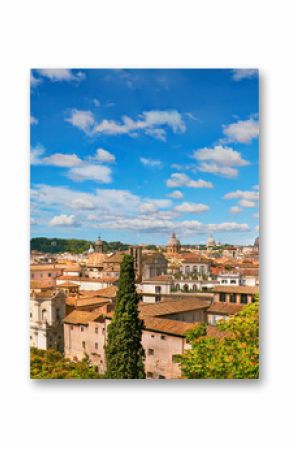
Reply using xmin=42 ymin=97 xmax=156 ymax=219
xmin=105 ymin=254 xmax=145 ymax=379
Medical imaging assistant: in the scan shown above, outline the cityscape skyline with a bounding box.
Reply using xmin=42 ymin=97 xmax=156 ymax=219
xmin=31 ymin=69 xmax=259 ymax=245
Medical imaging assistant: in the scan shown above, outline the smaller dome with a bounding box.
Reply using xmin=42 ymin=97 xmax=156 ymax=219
xmin=95 ymin=236 xmax=103 ymax=246
xmin=167 ymin=233 xmax=181 ymax=246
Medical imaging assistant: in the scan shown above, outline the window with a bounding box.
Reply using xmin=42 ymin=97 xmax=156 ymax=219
xmin=56 ymin=308 xmax=60 ymax=319
xmin=31 ymin=274 xmax=34 ymax=279
xmin=41 ymin=309 xmax=47 ymax=321
xmin=155 ymin=286 xmax=161 ymax=294
xmin=158 ymin=375 xmax=166 ymax=379
xmin=230 ymin=294 xmax=236 ymax=303
xmin=161 ymin=335 xmax=166 ymax=340
xmin=241 ymin=294 xmax=248 ymax=304
xmin=151 ymin=334 xmax=155 ymax=338
xmin=95 ymin=343 xmax=98 ymax=350
xmin=147 ymin=372 xmax=153 ymax=378
xmin=81 ymin=326 xmax=84 ymax=332
xmin=30 ymin=312 xmax=32 ymax=318
xmin=221 ymin=280 xmax=227 ymax=284
xmin=230 ymin=280 xmax=236 ymax=284
xmin=95 ymin=327 xmax=98 ymax=334
xmin=48 ymin=273 xmax=51 ymax=277
xmin=148 ymin=349 xmax=154 ymax=356
xmin=82 ymin=341 xmax=86 ymax=349
xmin=220 ymin=293 xmax=226 ymax=302
xmin=102 ymin=328 xmax=105 ymax=335
xmin=70 ymin=325 xmax=74 ymax=331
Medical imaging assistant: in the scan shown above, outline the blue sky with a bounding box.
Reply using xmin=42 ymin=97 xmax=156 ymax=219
xmin=30 ymin=68 xmax=259 ymax=245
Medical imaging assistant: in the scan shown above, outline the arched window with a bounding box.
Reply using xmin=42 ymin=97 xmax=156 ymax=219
xmin=41 ymin=309 xmax=47 ymax=321
xmin=183 ymin=284 xmax=189 ymax=292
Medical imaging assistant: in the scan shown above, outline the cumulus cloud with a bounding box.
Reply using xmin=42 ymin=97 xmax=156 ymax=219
xmin=174 ymin=202 xmax=209 ymax=213
xmin=30 ymin=116 xmax=38 ymax=125
xmin=197 ymin=162 xmax=238 ymax=178
xmin=66 ymin=108 xmax=186 ymax=141
xmin=33 ymin=184 xmax=250 ymax=236
xmin=222 ymin=119 xmax=259 ymax=144
xmin=49 ymin=214 xmax=79 ymax=227
xmin=230 ymin=206 xmax=242 ymax=214
xmin=65 ymin=109 xmax=95 ymax=133
xmin=224 ymin=189 xmax=259 ymax=201
xmin=140 ymin=157 xmax=162 ymax=168
xmin=36 ymin=69 xmax=85 ymax=82
xmin=232 ymin=69 xmax=258 ymax=81
xmin=67 ymin=164 xmax=112 ymax=183
xmin=238 ymin=199 xmax=256 ymax=208
xmin=166 ymin=173 xmax=213 ymax=188
xmin=92 ymin=148 xmax=116 ymax=163
xmin=43 ymin=153 xmax=82 ymax=167
xmin=192 ymin=145 xmax=249 ymax=178
xmin=31 ymin=147 xmax=82 ymax=168
xmin=167 ymin=190 xmax=183 ymax=199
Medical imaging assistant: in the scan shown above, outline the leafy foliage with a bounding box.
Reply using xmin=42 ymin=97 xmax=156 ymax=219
xmin=176 ymin=299 xmax=259 ymax=379
xmin=105 ymin=255 xmax=145 ymax=379
xmin=30 ymin=347 xmax=102 ymax=379
xmin=31 ymin=237 xmax=128 ymax=254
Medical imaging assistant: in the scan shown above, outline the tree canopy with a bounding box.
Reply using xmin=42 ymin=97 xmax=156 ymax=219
xmin=105 ymin=255 xmax=145 ymax=379
xmin=30 ymin=347 xmax=102 ymax=379
xmin=30 ymin=237 xmax=128 ymax=254
xmin=176 ymin=299 xmax=259 ymax=379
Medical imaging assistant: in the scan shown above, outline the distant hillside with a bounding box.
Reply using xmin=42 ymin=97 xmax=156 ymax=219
xmin=30 ymin=237 xmax=129 ymax=254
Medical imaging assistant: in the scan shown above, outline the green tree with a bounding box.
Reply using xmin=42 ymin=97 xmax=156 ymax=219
xmin=105 ymin=255 xmax=145 ymax=379
xmin=30 ymin=347 xmax=102 ymax=379
xmin=176 ymin=299 xmax=259 ymax=379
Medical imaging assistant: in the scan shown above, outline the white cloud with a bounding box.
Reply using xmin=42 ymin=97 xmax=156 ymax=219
xmin=193 ymin=145 xmax=249 ymax=167
xmin=239 ymin=199 xmax=256 ymax=208
xmin=208 ymin=222 xmax=250 ymax=232
xmin=224 ymin=189 xmax=259 ymax=201
xmin=31 ymin=146 xmax=45 ymax=165
xmin=49 ymin=214 xmax=79 ymax=227
xmin=253 ymin=212 xmax=259 ymax=218
xmin=222 ymin=119 xmax=259 ymax=143
xmin=174 ymin=202 xmax=209 ymax=213
xmin=42 ymin=153 xmax=82 ymax=167
xmin=67 ymin=164 xmax=112 ymax=183
xmin=66 ymin=108 xmax=186 ymax=141
xmin=92 ymin=148 xmax=116 ymax=164
xmin=230 ymin=206 xmax=242 ymax=214
xmin=68 ymin=197 xmax=96 ymax=210
xmin=166 ymin=173 xmax=213 ymax=188
xmin=30 ymin=116 xmax=38 ymax=125
xmin=232 ymin=69 xmax=258 ymax=81
xmin=31 ymin=147 xmax=82 ymax=168
xmin=30 ymin=72 xmax=42 ymax=88
xmin=198 ymin=162 xmax=238 ymax=178
xmin=33 ymin=184 xmax=250 ymax=236
xmin=255 ymin=225 xmax=259 ymax=232
xmin=167 ymin=190 xmax=183 ymax=199
xmin=37 ymin=69 xmax=85 ymax=82
xmin=65 ymin=109 xmax=95 ymax=133
xmin=140 ymin=157 xmax=162 ymax=168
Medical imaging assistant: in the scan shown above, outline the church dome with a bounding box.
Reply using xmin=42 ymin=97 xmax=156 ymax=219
xmin=95 ymin=236 xmax=103 ymax=246
xmin=167 ymin=233 xmax=181 ymax=247
xmin=207 ymin=234 xmax=215 ymax=247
